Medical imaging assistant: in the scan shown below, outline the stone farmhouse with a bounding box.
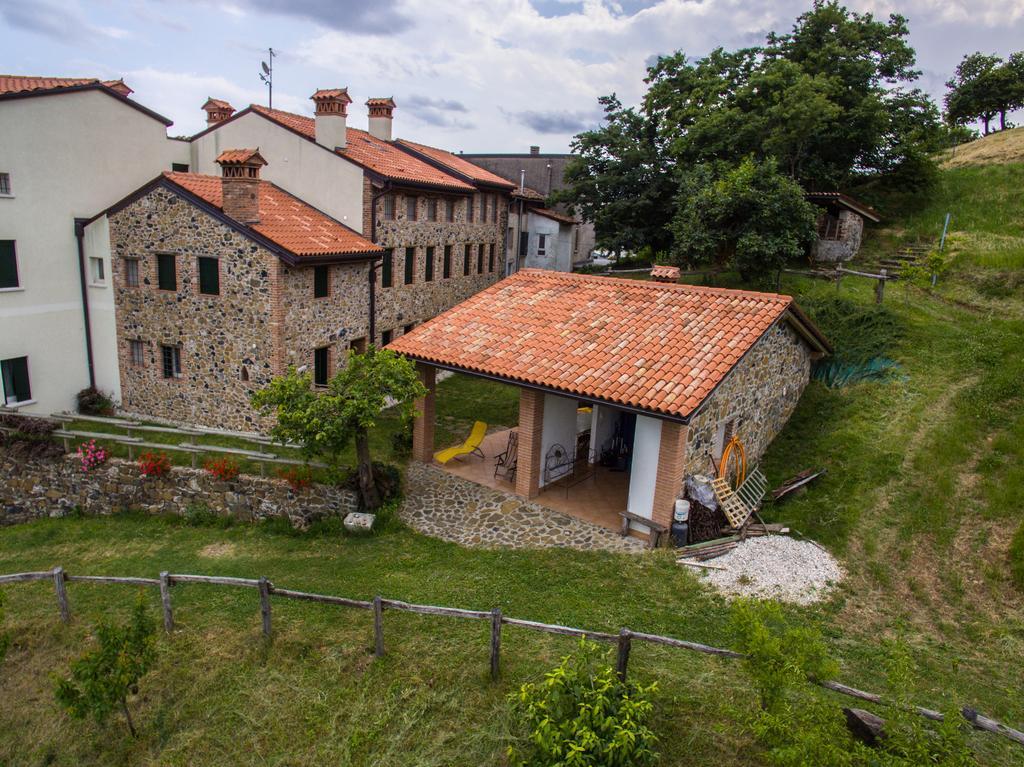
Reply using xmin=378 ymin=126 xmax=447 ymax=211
xmin=389 ymin=270 xmax=830 ymax=542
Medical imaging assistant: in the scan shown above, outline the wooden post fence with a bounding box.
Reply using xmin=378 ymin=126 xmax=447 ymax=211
xmin=1 ymin=567 xmax=1022 ymax=749
xmin=52 ymin=567 xmax=70 ymax=623
xmin=876 ymin=268 xmax=887 ymax=304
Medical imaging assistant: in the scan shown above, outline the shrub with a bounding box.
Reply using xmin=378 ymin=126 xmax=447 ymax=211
xmin=1010 ymin=520 xmax=1024 ymax=590
xmin=390 ymin=418 xmax=413 ymax=459
xmin=277 ymin=465 xmax=313 ymax=492
xmin=54 ymin=592 xmax=157 ymax=738
xmin=137 ymin=451 xmax=171 ymax=478
xmin=76 ymin=439 xmax=108 ymax=473
xmin=508 ymin=640 xmax=659 ymax=767
xmin=204 ymin=456 xmax=240 ymax=481
xmin=182 ymin=502 xmax=231 ymax=528
xmin=76 ymin=386 xmax=115 ymax=416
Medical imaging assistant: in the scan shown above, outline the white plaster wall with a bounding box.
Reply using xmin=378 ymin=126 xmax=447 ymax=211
xmin=539 ymin=392 xmax=580 ymax=487
xmin=0 ymin=90 xmax=188 ymax=415
xmin=626 ymin=415 xmax=663 ymax=527
xmin=82 ymin=217 xmax=121 ymax=402
xmin=189 ymin=112 xmax=365 ymax=232
xmin=524 ymin=213 xmax=562 ymax=271
xmin=555 ymin=224 xmax=573 ymax=271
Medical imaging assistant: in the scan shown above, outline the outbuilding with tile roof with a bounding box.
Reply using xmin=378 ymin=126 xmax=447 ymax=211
xmin=388 ymin=270 xmax=829 ymax=540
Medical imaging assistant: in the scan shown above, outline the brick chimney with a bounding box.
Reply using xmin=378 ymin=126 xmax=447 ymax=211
xmin=366 ymin=97 xmax=396 ymax=141
xmin=216 ymin=149 xmax=267 ymax=224
xmin=202 ymin=98 xmax=235 ymax=126
xmin=311 ymin=88 xmax=352 ymax=150
xmin=529 ymin=145 xmax=540 ymax=155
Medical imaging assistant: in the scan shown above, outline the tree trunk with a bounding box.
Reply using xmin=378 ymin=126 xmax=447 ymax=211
xmin=1000 ymin=111 xmax=1006 ymax=131
xmin=121 ymin=696 xmax=137 ymax=738
xmin=983 ymin=115 xmax=991 ymax=135
xmin=355 ymin=428 xmax=381 ymax=509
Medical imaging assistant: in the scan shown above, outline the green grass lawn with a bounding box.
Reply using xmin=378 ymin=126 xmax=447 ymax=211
xmin=3 ymin=215 xmax=1024 ymax=763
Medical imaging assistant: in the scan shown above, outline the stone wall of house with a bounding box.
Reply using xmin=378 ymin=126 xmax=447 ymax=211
xmin=0 ymin=450 xmax=358 ymax=528
xmin=811 ymin=210 xmax=864 ymax=263
xmin=280 ymin=260 xmax=371 ymax=377
xmin=683 ymin=320 xmax=813 ymax=480
xmin=372 ymin=185 xmax=509 ymax=341
xmin=110 ymin=187 xmax=279 ymax=432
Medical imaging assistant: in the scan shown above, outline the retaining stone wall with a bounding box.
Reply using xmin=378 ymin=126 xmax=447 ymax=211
xmin=0 ymin=451 xmax=358 ymax=528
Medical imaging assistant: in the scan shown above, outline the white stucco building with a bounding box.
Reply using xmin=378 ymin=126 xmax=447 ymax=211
xmin=0 ymin=76 xmax=189 ymax=415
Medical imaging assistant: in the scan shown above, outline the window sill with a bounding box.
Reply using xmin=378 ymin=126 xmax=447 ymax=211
xmin=1 ymin=399 xmax=37 ymax=410
xmin=0 ymin=286 xmax=25 ymax=293
xmin=89 ymin=282 xmax=107 ymax=288
xmin=0 ymin=193 xmax=13 ymax=199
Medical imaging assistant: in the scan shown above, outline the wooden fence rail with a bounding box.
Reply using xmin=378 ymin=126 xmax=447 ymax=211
xmin=1 ymin=567 xmax=1022 ymax=749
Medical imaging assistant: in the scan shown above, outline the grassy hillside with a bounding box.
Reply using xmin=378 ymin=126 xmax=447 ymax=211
xmin=1 ymin=167 xmax=1023 ymax=765
xmin=941 ymin=127 xmax=1024 ymax=169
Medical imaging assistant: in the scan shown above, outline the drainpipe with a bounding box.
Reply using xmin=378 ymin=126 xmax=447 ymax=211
xmin=516 ymin=169 xmax=526 ymax=272
xmin=367 ymin=180 xmax=392 ymax=345
xmin=74 ymin=218 xmax=97 ymax=389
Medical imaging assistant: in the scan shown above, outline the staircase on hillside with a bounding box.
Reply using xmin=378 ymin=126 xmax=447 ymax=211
xmin=873 ymin=241 xmax=932 ymax=278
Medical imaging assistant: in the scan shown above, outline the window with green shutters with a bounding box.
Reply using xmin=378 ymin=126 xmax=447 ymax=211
xmin=1 ymin=356 xmax=31 ymax=404
xmin=313 ymin=264 xmax=329 ymax=297
xmin=404 ymin=247 xmax=415 ymax=285
xmin=0 ymin=241 xmax=18 ymax=289
xmin=381 ymin=249 xmax=393 ymax=288
xmin=198 ymin=257 xmax=220 ymax=295
xmin=157 ymin=253 xmax=177 ymax=291
xmin=425 ymin=246 xmax=434 ymax=282
xmin=463 ymin=244 xmax=471 ymax=276
xmin=477 ymin=244 xmax=484 ymax=273
xmin=443 ymin=245 xmax=452 ymax=278
xmin=488 ymin=244 xmax=495 ymax=273
xmin=314 ymin=346 xmax=329 ymax=387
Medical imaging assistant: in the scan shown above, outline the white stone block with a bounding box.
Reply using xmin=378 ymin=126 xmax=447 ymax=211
xmin=343 ymin=511 xmax=375 ymax=533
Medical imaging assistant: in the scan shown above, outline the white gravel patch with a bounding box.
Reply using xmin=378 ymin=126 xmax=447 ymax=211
xmin=686 ymin=535 xmax=844 ymax=605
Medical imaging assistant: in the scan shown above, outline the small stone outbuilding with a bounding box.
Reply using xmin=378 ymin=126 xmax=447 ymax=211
xmin=807 ymin=192 xmax=881 ymax=263
xmin=388 ymin=270 xmax=830 ymax=541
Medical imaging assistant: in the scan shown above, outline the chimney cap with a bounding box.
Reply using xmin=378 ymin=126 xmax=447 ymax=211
xmin=216 ymin=148 xmax=268 ymax=168
xmin=366 ymin=97 xmax=396 ymax=108
xmin=529 ymin=145 xmax=540 ymax=155
xmin=311 ymin=88 xmax=352 ymax=104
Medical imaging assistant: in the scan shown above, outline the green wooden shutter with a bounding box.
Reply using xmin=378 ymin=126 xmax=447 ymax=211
xmin=198 ymin=257 xmax=220 ymax=295
xmin=157 ymin=254 xmax=177 ymax=291
xmin=404 ymin=248 xmax=415 ymax=284
xmin=314 ymin=265 xmax=329 ymax=297
xmin=0 ymin=241 xmax=18 ymax=289
xmin=443 ymin=246 xmax=452 ymax=278
xmin=425 ymin=247 xmax=434 ymax=282
xmin=382 ymin=250 xmax=393 ymax=288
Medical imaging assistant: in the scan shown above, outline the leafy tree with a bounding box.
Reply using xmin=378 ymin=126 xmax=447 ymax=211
xmin=671 ymin=157 xmax=818 ymax=280
xmin=508 ymin=640 xmax=659 ymax=767
xmin=54 ymin=593 xmax=156 ymax=738
xmin=945 ymin=53 xmax=1003 ymax=135
xmin=252 ymin=348 xmax=426 ymax=509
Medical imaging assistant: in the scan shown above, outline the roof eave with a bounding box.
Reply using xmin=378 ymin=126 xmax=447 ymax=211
xmin=0 ymin=82 xmax=173 ymax=126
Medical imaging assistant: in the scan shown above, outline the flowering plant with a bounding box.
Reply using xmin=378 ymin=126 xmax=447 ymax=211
xmin=76 ymin=440 xmax=108 ymax=473
xmin=138 ymin=451 xmax=171 ymax=478
xmin=276 ymin=465 xmax=312 ymax=492
xmin=204 ymin=456 xmax=240 ymax=481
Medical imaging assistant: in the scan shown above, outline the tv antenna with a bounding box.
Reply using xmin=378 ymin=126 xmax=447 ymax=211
xmin=259 ymin=48 xmax=276 ymax=109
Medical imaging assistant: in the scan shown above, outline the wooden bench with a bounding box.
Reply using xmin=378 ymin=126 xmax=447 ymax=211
xmin=619 ymin=510 xmax=669 ymax=550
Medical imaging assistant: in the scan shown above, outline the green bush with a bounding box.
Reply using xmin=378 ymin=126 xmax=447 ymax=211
xmin=182 ymin=502 xmax=233 ymax=529
xmin=54 ymin=592 xmax=157 ymax=738
xmin=75 ymin=387 xmax=116 ymax=416
xmin=1010 ymin=520 xmax=1024 ymax=589
xmin=508 ymin=640 xmax=659 ymax=767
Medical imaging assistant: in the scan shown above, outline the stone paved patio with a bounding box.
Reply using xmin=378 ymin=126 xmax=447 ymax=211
xmin=400 ymin=463 xmax=646 ymax=553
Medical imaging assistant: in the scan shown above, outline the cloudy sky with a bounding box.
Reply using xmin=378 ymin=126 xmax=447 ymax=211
xmin=2 ymin=0 xmax=1023 ymax=152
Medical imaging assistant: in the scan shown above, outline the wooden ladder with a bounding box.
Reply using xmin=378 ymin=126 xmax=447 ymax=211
xmin=712 ymin=468 xmax=768 ymax=529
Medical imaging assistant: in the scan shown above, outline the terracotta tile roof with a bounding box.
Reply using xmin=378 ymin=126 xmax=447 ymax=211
xmin=805 ymin=191 xmax=881 ymax=222
xmin=248 ymin=105 xmax=474 ymax=192
xmin=164 ymin=172 xmax=382 ymax=259
xmin=388 ymin=270 xmax=828 ymax=420
xmin=651 ymin=265 xmax=680 ymax=282
xmin=512 ymin=186 xmax=546 ymax=201
xmin=532 ymin=207 xmax=576 ymax=225
xmin=0 ymin=75 xmax=122 ymax=95
xmin=102 ymin=79 xmax=133 ymax=96
xmin=396 ymin=139 xmax=515 ymax=189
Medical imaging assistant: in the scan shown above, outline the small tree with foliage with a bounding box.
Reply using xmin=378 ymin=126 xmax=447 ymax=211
xmin=54 ymin=593 xmax=156 ymax=738
xmin=671 ymin=157 xmax=818 ymax=281
xmin=508 ymin=639 xmax=659 ymax=767
xmin=252 ymin=348 xmax=426 ymax=509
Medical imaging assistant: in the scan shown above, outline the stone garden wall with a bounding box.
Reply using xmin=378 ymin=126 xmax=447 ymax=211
xmin=0 ymin=450 xmax=358 ymax=528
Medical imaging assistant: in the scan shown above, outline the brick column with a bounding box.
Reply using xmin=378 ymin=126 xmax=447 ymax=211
xmin=514 ymin=388 xmax=545 ymax=499
xmin=411 ymin=363 xmax=436 ymax=463
xmin=651 ymin=421 xmax=688 ymax=533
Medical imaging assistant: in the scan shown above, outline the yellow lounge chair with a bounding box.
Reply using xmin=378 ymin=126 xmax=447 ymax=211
xmin=434 ymin=421 xmax=488 ymax=464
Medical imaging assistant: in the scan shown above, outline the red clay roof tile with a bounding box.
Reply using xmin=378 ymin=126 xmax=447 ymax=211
xmin=0 ymin=75 xmax=124 ymax=95
xmin=396 ymin=139 xmax=515 ymax=189
xmin=164 ymin=172 xmax=382 ymax=259
xmin=388 ymin=270 xmax=825 ymax=419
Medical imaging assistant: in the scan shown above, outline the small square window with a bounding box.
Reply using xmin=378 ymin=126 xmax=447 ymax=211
xmin=89 ymin=256 xmax=105 ymax=284
xmin=171 ymin=163 xmax=190 ymax=173
xmin=0 ymin=173 xmax=11 ymax=196
xmin=424 ymin=246 xmax=434 ymax=282
xmin=381 ymin=329 xmax=393 ymax=346
xmin=537 ymin=233 xmax=547 ymax=256
xmin=383 ymin=194 xmax=396 ymax=221
xmin=1 ymin=356 xmax=31 ymax=404
xmin=381 ymin=249 xmax=393 ymax=288
xmin=427 ymin=198 xmax=438 ymax=222
xmin=160 ymin=345 xmax=181 ymax=379
xmin=403 ymin=323 xmax=415 ymax=335
xmin=0 ymin=241 xmax=18 ymax=289
xmin=350 ymin=337 xmax=367 ymax=354
xmin=129 ymin=339 xmax=145 ymax=367
xmin=314 ymin=346 xmax=330 ymax=387
xmin=406 ymin=196 xmax=418 ymax=221
xmin=314 ymin=264 xmax=330 ymax=298
xmin=157 ymin=253 xmax=177 ymax=291
xmin=124 ymin=258 xmax=140 ymax=288
xmin=445 ymin=200 xmax=455 ymax=223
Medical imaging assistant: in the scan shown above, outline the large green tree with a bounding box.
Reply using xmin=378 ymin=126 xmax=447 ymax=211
xmin=945 ymin=52 xmax=1024 ymax=134
xmin=252 ymin=348 xmax=426 ymax=509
